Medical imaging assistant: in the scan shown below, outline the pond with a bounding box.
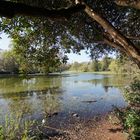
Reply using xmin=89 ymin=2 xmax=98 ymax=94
xmin=0 ymin=73 xmax=130 ymax=127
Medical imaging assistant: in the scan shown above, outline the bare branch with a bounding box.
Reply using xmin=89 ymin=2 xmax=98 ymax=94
xmin=126 ymin=36 xmax=140 ymax=40
xmin=115 ymin=0 xmax=140 ymax=10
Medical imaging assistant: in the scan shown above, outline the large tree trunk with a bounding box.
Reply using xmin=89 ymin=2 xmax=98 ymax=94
xmin=76 ymin=1 xmax=140 ymax=68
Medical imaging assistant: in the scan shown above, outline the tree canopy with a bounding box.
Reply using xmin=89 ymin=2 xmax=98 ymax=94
xmin=0 ymin=0 xmax=140 ymax=68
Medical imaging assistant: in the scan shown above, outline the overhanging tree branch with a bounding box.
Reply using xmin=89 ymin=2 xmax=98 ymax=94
xmin=126 ymin=36 xmax=140 ymax=40
xmin=0 ymin=0 xmax=140 ymax=68
xmin=0 ymin=1 xmax=85 ymax=18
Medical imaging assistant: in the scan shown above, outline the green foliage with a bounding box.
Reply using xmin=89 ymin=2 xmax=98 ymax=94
xmin=101 ymin=56 xmax=111 ymax=71
xmin=109 ymin=60 xmax=118 ymax=73
xmin=116 ymin=108 xmax=140 ymax=140
xmin=0 ymin=50 xmax=19 ymax=73
xmin=0 ymin=125 xmax=4 ymax=140
xmin=11 ymin=34 xmax=68 ymax=74
xmin=89 ymin=60 xmax=100 ymax=72
xmin=69 ymin=55 xmax=140 ymax=74
xmin=109 ymin=56 xmax=140 ymax=74
xmin=124 ymin=79 xmax=140 ymax=105
xmin=0 ymin=46 xmax=68 ymax=74
xmin=124 ymin=110 xmax=140 ymax=139
xmin=0 ymin=112 xmax=35 ymax=140
xmin=115 ymin=79 xmax=140 ymax=140
xmin=80 ymin=63 xmax=89 ymax=72
xmin=70 ymin=62 xmax=81 ymax=72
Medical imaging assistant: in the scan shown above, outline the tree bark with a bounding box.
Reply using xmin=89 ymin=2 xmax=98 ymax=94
xmin=115 ymin=0 xmax=140 ymax=10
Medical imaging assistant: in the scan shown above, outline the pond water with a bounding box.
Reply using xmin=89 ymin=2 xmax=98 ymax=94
xmin=0 ymin=73 xmax=130 ymax=127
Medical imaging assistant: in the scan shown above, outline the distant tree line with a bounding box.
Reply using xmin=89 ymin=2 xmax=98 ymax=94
xmin=69 ymin=55 xmax=140 ymax=74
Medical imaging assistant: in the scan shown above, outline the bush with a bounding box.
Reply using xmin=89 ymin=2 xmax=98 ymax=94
xmin=115 ymin=78 xmax=140 ymax=140
xmin=124 ymin=79 xmax=140 ymax=107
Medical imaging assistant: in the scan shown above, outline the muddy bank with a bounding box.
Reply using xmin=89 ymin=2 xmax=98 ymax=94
xmin=38 ymin=113 xmax=128 ymax=140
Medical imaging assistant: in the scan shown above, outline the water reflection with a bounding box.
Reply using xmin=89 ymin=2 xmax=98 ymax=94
xmin=85 ymin=74 xmax=131 ymax=87
xmin=0 ymin=73 xmax=129 ymax=124
xmin=0 ymin=76 xmax=62 ymax=94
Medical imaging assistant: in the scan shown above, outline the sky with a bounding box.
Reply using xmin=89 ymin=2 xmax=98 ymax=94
xmin=0 ymin=33 xmax=90 ymax=63
xmin=0 ymin=33 xmax=11 ymax=50
xmin=67 ymin=51 xmax=90 ymax=63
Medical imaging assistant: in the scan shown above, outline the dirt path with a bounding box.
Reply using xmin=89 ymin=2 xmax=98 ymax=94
xmin=50 ymin=114 xmax=128 ymax=140
xmin=87 ymin=116 xmax=127 ymax=140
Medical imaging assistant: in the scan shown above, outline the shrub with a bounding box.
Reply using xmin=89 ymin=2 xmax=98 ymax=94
xmin=115 ymin=78 xmax=140 ymax=140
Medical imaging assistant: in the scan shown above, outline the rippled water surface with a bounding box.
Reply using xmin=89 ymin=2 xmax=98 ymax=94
xmin=0 ymin=73 xmax=130 ymax=125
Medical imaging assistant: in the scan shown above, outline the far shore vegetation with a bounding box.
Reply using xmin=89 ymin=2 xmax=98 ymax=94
xmin=0 ymin=49 xmax=139 ymax=76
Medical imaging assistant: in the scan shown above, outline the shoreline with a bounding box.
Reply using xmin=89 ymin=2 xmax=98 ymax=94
xmin=45 ymin=112 xmax=128 ymax=140
xmin=0 ymin=71 xmax=139 ymax=78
